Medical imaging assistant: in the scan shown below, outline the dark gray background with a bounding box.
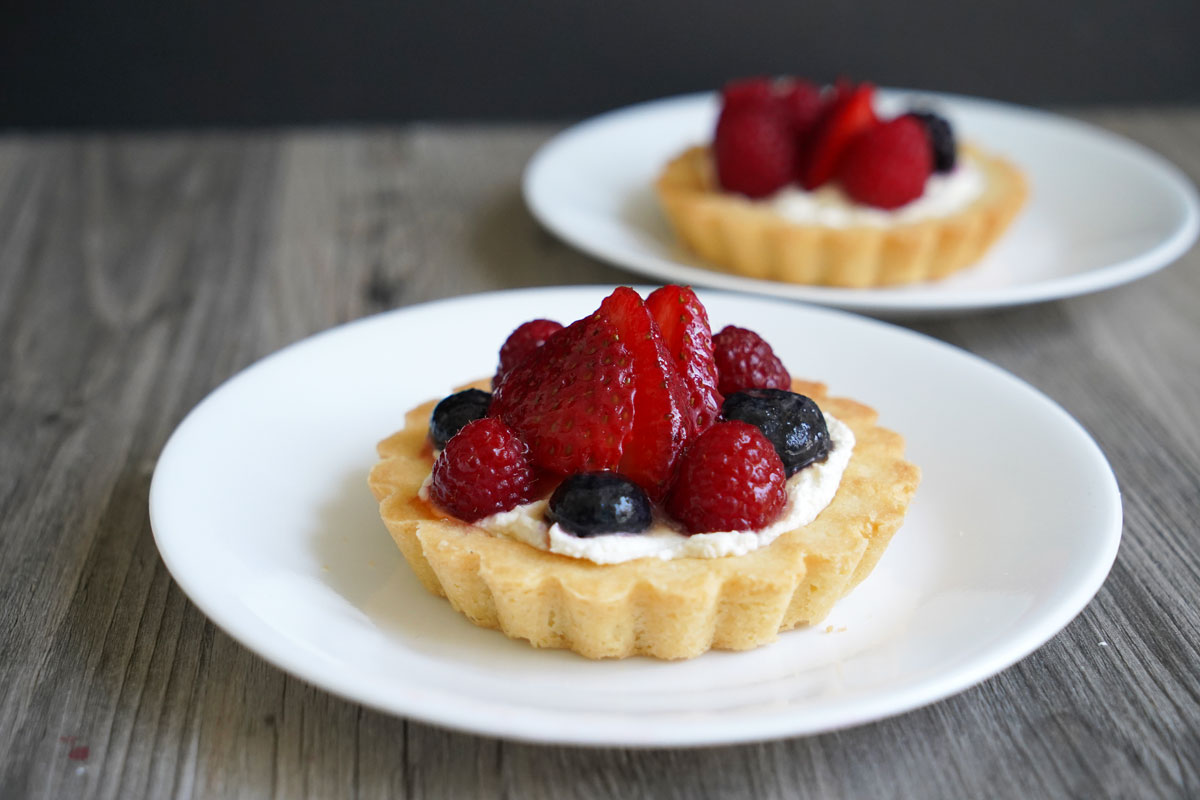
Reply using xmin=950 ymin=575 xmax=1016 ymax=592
xmin=4 ymin=0 xmax=1200 ymax=129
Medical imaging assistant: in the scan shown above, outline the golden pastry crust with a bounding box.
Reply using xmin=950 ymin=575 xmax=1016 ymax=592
xmin=368 ymin=379 xmax=920 ymax=659
xmin=655 ymin=144 xmax=1027 ymax=287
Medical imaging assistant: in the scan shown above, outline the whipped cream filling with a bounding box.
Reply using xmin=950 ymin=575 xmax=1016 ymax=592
xmin=766 ymin=157 xmax=984 ymax=228
xmin=422 ymin=414 xmax=855 ymax=565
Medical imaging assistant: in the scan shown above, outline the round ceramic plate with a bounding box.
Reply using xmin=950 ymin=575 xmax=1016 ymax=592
xmin=149 ymin=287 xmax=1122 ymax=747
xmin=523 ymin=91 xmax=1199 ymax=315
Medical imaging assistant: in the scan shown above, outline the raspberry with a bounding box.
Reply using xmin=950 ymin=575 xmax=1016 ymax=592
xmin=496 ymin=319 xmax=563 ymax=387
xmin=838 ymin=116 xmax=932 ymax=210
xmin=645 ymin=284 xmax=722 ymax=436
xmin=777 ymin=78 xmax=823 ymax=137
xmin=721 ymin=77 xmax=775 ymax=112
xmin=798 ymin=82 xmax=877 ymax=190
xmin=596 ymin=287 xmax=692 ymax=500
xmin=715 ymin=105 xmax=794 ymax=199
xmin=430 ymin=418 xmax=536 ymax=522
xmin=666 ymin=421 xmax=787 ymax=534
xmin=711 ymin=326 xmax=791 ymax=396
xmin=490 ymin=311 xmax=634 ymax=476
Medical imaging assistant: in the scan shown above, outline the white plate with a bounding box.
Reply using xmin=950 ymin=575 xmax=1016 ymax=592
xmin=523 ymin=91 xmax=1199 ymax=315
xmin=149 ymin=287 xmax=1122 ymax=747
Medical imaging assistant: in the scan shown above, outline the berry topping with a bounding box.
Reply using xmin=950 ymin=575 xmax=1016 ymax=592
xmin=907 ymin=110 xmax=957 ymax=173
xmin=711 ymin=326 xmax=791 ymax=396
xmin=777 ymin=78 xmax=823 ymax=137
xmin=490 ymin=311 xmax=635 ymax=476
xmin=496 ymin=319 xmax=564 ymax=386
xmin=838 ymin=116 xmax=933 ymax=209
xmin=430 ymin=418 xmax=536 ymax=522
xmin=645 ymin=285 xmax=723 ymax=435
xmin=721 ymin=77 xmax=775 ymax=112
xmin=721 ymin=389 xmax=831 ymax=476
xmin=666 ymin=421 xmax=787 ymax=534
xmin=715 ymin=104 xmax=795 ymax=198
xmin=798 ymin=82 xmax=878 ymax=190
xmin=546 ymin=472 xmax=653 ymax=537
xmin=429 ymin=388 xmax=492 ymax=450
xmin=596 ymin=287 xmax=692 ymax=500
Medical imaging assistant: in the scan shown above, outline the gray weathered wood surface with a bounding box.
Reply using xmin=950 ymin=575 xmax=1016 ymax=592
xmin=2 ymin=110 xmax=1199 ymax=799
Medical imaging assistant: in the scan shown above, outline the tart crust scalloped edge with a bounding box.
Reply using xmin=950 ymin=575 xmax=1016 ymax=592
xmin=655 ymin=143 xmax=1028 ymax=288
xmin=368 ymin=379 xmax=920 ymax=660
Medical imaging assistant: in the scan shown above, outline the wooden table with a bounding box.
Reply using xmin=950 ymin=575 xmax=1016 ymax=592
xmin=2 ymin=110 xmax=1198 ymax=799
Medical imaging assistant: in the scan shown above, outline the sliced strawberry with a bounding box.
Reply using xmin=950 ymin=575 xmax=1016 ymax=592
xmin=645 ymin=285 xmax=722 ymax=437
xmin=490 ymin=312 xmax=634 ymax=476
xmin=798 ymin=82 xmax=878 ymax=190
xmin=595 ymin=287 xmax=691 ymax=501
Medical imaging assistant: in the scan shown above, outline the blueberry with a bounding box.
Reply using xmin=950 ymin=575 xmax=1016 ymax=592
xmin=546 ymin=472 xmax=652 ymax=537
xmin=721 ymin=389 xmax=831 ymax=476
xmin=908 ymin=110 xmax=956 ymax=173
xmin=429 ymin=389 xmax=492 ymax=449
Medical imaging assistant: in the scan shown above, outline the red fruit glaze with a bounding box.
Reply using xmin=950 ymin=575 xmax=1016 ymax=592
xmin=645 ymin=285 xmax=722 ymax=436
xmin=496 ymin=319 xmax=563 ymax=386
xmin=595 ymin=287 xmax=692 ymax=500
xmin=838 ymin=116 xmax=933 ymax=209
xmin=666 ymin=421 xmax=787 ymax=534
xmin=712 ymin=325 xmax=791 ymax=395
xmin=798 ymin=82 xmax=878 ymax=189
xmin=715 ymin=105 xmax=795 ymax=199
xmin=430 ymin=418 xmax=537 ymax=522
xmin=490 ymin=312 xmax=634 ymax=476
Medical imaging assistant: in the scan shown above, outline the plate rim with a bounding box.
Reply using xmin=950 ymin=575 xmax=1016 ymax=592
xmin=522 ymin=90 xmax=1200 ymax=315
xmin=149 ymin=286 xmax=1124 ymax=747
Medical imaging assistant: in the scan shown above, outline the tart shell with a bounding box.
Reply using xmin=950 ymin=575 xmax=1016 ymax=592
xmin=369 ymin=379 xmax=920 ymax=660
xmin=655 ymin=144 xmax=1028 ymax=288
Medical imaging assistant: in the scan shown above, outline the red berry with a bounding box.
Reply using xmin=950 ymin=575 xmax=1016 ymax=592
xmin=777 ymin=78 xmax=823 ymax=137
xmin=490 ymin=312 xmax=634 ymax=476
xmin=711 ymin=326 xmax=791 ymax=396
xmin=838 ymin=116 xmax=933 ymax=209
xmin=496 ymin=319 xmax=563 ymax=386
xmin=666 ymin=421 xmax=787 ymax=534
xmin=430 ymin=418 xmax=536 ymax=522
xmin=715 ymin=105 xmax=794 ymax=199
xmin=798 ymin=82 xmax=878 ymax=189
xmin=596 ymin=287 xmax=692 ymax=501
xmin=721 ymin=77 xmax=775 ymax=112
xmin=645 ymin=285 xmax=722 ymax=436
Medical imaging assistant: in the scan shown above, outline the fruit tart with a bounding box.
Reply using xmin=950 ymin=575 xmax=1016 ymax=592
xmin=369 ymin=286 xmax=920 ymax=659
xmin=655 ymin=77 xmax=1028 ymax=287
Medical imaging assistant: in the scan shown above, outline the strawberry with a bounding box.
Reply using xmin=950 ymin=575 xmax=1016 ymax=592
xmin=430 ymin=418 xmax=536 ymax=522
xmin=595 ymin=287 xmax=692 ymax=500
xmin=666 ymin=421 xmax=787 ymax=534
xmin=798 ymin=82 xmax=878 ymax=190
xmin=490 ymin=312 xmax=634 ymax=476
xmin=495 ymin=318 xmax=563 ymax=387
xmin=714 ymin=104 xmax=794 ymax=199
xmin=645 ymin=285 xmax=722 ymax=436
xmin=712 ymin=326 xmax=791 ymax=395
xmin=839 ymin=116 xmax=933 ymax=209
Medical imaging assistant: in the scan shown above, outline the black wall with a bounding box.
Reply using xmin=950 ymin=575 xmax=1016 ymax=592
xmin=5 ymin=0 xmax=1200 ymax=129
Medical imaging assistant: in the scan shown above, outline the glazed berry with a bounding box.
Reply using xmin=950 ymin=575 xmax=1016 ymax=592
xmin=711 ymin=325 xmax=791 ymax=396
xmin=799 ymin=82 xmax=878 ymax=189
xmin=429 ymin=388 xmax=492 ymax=449
xmin=546 ymin=472 xmax=653 ymax=537
xmin=907 ymin=110 xmax=957 ymax=173
xmin=721 ymin=389 xmax=831 ymax=476
xmin=715 ymin=104 xmax=795 ymax=198
xmin=490 ymin=310 xmax=635 ymax=477
xmin=666 ymin=421 xmax=787 ymax=534
xmin=496 ymin=319 xmax=564 ymax=387
xmin=645 ymin=285 xmax=723 ymax=436
xmin=430 ymin=418 xmax=536 ymax=522
xmin=838 ymin=116 xmax=933 ymax=209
